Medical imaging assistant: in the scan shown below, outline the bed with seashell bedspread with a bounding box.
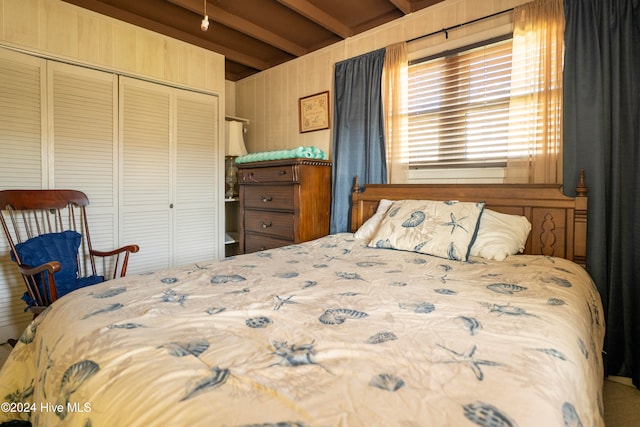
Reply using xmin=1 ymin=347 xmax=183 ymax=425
xmin=0 ymin=177 xmax=605 ymax=427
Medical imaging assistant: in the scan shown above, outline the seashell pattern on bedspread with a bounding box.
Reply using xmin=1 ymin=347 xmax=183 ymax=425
xmin=0 ymin=233 xmax=605 ymax=426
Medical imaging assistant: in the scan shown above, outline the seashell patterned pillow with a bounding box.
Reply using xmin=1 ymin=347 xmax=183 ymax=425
xmin=368 ymin=199 xmax=485 ymax=261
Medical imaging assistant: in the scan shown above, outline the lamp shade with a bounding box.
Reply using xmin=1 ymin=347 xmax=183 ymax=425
xmin=225 ymin=120 xmax=247 ymax=156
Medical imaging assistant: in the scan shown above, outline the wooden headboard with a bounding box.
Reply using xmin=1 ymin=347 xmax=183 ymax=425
xmin=351 ymin=170 xmax=588 ymax=266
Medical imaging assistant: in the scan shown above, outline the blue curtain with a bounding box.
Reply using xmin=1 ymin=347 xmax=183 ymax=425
xmin=330 ymin=49 xmax=387 ymax=233
xmin=563 ymin=0 xmax=640 ymax=388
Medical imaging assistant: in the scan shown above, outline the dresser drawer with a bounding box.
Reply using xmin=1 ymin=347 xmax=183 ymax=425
xmin=245 ymin=233 xmax=293 ymax=253
xmin=244 ymin=210 xmax=294 ymax=239
xmin=240 ymin=165 xmax=296 ymax=183
xmin=243 ymin=185 xmax=294 ymax=211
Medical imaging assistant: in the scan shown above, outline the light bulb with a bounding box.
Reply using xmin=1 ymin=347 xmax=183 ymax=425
xmin=201 ymin=15 xmax=209 ymax=31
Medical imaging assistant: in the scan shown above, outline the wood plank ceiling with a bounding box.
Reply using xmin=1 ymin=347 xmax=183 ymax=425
xmin=61 ymin=0 xmax=445 ymax=81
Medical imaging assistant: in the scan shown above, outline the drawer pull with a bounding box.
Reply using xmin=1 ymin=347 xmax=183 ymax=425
xmin=244 ymin=172 xmax=259 ymax=183
xmin=260 ymin=221 xmax=273 ymax=228
xmin=260 ymin=246 xmax=267 ymax=251
xmin=261 ymin=196 xmax=273 ymax=202
xmin=278 ymin=170 xmax=287 ymax=175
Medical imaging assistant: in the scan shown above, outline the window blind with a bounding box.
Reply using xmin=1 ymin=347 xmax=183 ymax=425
xmin=408 ymin=37 xmax=538 ymax=169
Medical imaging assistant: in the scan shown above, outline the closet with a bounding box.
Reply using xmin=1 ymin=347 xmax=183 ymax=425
xmin=0 ymin=47 xmax=222 ymax=339
xmin=120 ymin=77 xmax=220 ymax=273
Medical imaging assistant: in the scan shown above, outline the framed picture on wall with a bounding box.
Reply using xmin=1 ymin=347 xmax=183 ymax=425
xmin=299 ymin=91 xmax=330 ymax=133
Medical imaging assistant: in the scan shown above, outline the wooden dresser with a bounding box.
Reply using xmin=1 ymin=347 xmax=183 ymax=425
xmin=238 ymin=159 xmax=332 ymax=254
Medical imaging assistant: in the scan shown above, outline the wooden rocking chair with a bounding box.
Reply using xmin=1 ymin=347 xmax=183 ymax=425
xmin=0 ymin=189 xmax=139 ymax=315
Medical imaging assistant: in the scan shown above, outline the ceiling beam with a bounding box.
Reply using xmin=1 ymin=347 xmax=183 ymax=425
xmin=276 ymin=0 xmax=353 ymax=38
xmin=389 ymin=0 xmax=414 ymax=14
xmin=168 ymin=0 xmax=308 ymax=56
xmin=415 ymin=0 xmax=451 ymax=10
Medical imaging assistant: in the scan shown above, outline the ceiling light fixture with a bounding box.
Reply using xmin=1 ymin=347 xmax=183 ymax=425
xmin=200 ymin=0 xmax=209 ymax=31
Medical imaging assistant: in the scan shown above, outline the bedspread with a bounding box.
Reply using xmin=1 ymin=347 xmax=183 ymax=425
xmin=0 ymin=233 xmax=605 ymax=427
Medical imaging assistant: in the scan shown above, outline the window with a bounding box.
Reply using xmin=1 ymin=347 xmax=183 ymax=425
xmin=407 ymin=35 xmax=561 ymax=171
xmin=408 ymin=37 xmax=513 ymax=169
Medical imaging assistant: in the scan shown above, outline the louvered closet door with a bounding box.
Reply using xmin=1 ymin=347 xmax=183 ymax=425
xmin=48 ymin=62 xmax=118 ymax=278
xmin=0 ymin=48 xmax=46 ymax=339
xmin=120 ymin=77 xmax=221 ymax=273
xmin=174 ymin=91 xmax=220 ymax=266
xmin=120 ymin=77 xmax=172 ymax=274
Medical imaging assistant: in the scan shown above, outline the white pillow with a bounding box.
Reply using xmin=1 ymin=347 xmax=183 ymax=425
xmin=354 ymin=199 xmax=393 ymax=242
xmin=469 ymin=209 xmax=532 ymax=261
xmin=368 ymin=199 xmax=485 ymax=262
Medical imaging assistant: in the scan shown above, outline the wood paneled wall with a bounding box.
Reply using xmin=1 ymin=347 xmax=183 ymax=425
xmin=0 ymin=0 xmax=225 ymax=95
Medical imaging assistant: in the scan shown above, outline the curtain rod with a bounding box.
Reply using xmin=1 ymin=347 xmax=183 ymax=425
xmin=406 ymin=8 xmax=515 ymax=43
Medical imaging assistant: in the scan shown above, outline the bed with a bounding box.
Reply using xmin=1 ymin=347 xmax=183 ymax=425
xmin=0 ymin=171 xmax=604 ymax=427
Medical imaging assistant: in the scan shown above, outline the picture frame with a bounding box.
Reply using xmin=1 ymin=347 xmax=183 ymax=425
xmin=299 ymin=91 xmax=330 ymax=133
